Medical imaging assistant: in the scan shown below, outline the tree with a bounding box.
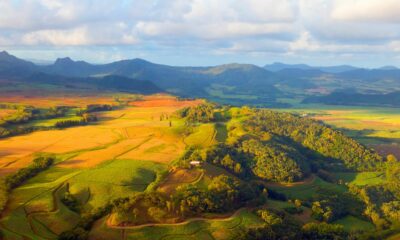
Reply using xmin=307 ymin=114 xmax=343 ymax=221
xmin=294 ymin=199 xmax=302 ymax=209
xmin=132 ymin=208 xmax=139 ymax=220
xmin=381 ymin=201 xmax=400 ymax=222
xmin=234 ymin=163 xmax=242 ymax=174
xmin=386 ymin=155 xmax=400 ymax=192
xmin=178 ymin=103 xmax=215 ymax=123
xmin=257 ymin=210 xmax=283 ymax=226
xmin=147 ymin=207 xmax=167 ymax=222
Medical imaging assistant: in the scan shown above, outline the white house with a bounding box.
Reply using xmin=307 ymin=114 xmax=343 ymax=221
xmin=189 ymin=161 xmax=202 ymax=166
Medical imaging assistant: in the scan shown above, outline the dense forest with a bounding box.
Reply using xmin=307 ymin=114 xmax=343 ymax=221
xmin=348 ymin=155 xmax=400 ymax=230
xmin=244 ymin=110 xmax=383 ymax=171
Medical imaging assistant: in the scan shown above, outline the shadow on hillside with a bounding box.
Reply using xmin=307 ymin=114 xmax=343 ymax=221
xmin=122 ymin=168 xmax=156 ymax=191
xmin=337 ymin=128 xmax=400 ymax=145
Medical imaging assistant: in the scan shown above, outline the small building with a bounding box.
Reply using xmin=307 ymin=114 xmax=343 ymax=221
xmin=189 ymin=161 xmax=202 ymax=167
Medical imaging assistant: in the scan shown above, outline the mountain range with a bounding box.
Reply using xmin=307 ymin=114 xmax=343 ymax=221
xmin=1 ymin=50 xmax=400 ymax=107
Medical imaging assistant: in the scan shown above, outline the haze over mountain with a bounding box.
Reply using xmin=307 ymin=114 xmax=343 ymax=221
xmin=264 ymin=62 xmax=361 ymax=73
xmin=1 ymin=50 xmax=400 ymax=107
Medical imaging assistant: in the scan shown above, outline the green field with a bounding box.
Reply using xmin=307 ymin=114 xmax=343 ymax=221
xmin=28 ymin=108 xmax=83 ymax=127
xmin=268 ymin=177 xmax=347 ymax=200
xmin=334 ymin=172 xmax=386 ymax=186
xmin=0 ymin=159 xmax=166 ymax=239
xmin=184 ymin=123 xmax=216 ymax=148
xmin=89 ymin=208 xmax=264 ymax=240
xmin=214 ymin=123 xmax=227 ymax=143
xmin=267 ymin=199 xmax=295 ymax=209
xmin=333 ymin=215 xmax=375 ymax=232
xmin=68 ymin=159 xmax=166 ymax=210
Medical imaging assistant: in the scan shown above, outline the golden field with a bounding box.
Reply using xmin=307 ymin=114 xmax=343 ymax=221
xmin=0 ymin=94 xmax=202 ymax=175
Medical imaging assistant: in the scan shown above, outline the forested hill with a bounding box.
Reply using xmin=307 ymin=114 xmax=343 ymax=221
xmin=244 ymin=110 xmax=382 ymax=171
xmin=178 ymin=104 xmax=383 ymax=183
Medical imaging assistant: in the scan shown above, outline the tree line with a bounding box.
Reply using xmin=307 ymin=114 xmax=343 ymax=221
xmin=0 ymin=155 xmax=55 ymax=212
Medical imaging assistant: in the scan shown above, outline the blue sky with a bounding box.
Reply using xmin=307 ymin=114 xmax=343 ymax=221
xmin=1 ymin=0 xmax=400 ymax=67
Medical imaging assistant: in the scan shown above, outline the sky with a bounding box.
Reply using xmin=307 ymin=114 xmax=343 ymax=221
xmin=1 ymin=0 xmax=400 ymax=67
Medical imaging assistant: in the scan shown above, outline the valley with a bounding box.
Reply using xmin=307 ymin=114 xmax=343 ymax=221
xmin=0 ymin=92 xmax=399 ymax=240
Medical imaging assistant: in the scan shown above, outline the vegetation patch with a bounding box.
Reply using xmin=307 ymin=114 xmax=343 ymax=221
xmin=333 ymin=215 xmax=375 ymax=232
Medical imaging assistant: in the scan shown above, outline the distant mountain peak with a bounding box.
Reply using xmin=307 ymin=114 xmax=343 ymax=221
xmin=0 ymin=50 xmax=34 ymax=66
xmin=131 ymin=58 xmax=148 ymax=62
xmin=111 ymin=58 xmax=153 ymax=67
xmin=0 ymin=50 xmax=16 ymax=60
xmin=128 ymin=58 xmax=153 ymax=65
xmin=0 ymin=50 xmax=10 ymax=56
xmin=54 ymin=57 xmax=74 ymax=65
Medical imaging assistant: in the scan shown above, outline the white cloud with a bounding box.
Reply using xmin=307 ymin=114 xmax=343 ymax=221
xmin=20 ymin=24 xmax=139 ymax=46
xmin=331 ymin=0 xmax=400 ymax=23
xmin=233 ymin=0 xmax=298 ymax=23
xmin=0 ymin=0 xmax=300 ymax=46
xmin=299 ymin=0 xmax=400 ymax=42
xmin=22 ymin=27 xmax=90 ymax=46
xmin=288 ymin=31 xmax=391 ymax=54
xmin=135 ymin=21 xmax=294 ymax=40
xmin=1 ymin=0 xmax=400 ymax=66
xmin=389 ymin=41 xmax=400 ymax=52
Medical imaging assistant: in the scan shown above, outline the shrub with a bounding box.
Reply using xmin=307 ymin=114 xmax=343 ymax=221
xmin=302 ymin=222 xmax=347 ymax=240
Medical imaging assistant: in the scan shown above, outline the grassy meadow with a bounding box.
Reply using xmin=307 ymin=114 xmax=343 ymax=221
xmin=0 ymin=94 xmax=210 ymax=239
xmin=89 ymin=208 xmax=264 ymax=240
